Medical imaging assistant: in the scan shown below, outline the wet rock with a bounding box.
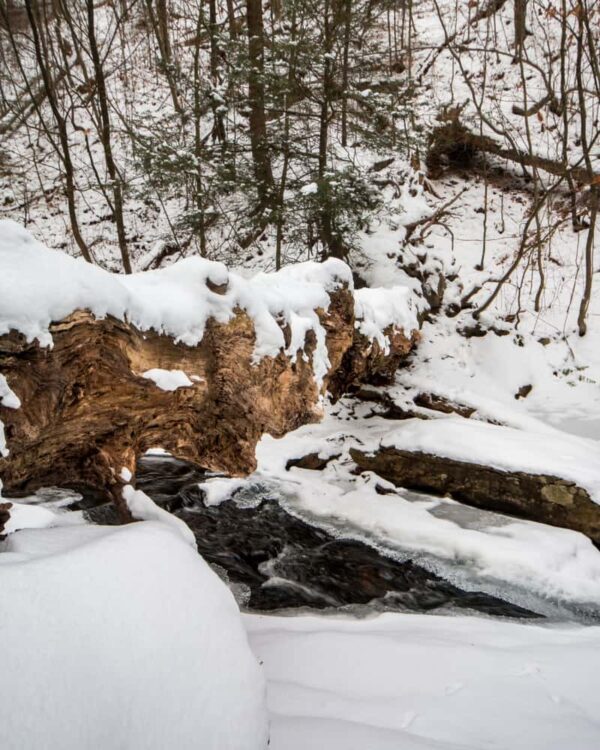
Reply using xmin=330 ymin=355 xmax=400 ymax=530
xmin=285 ymin=452 xmax=340 ymax=471
xmin=0 ymin=501 xmax=11 ymax=535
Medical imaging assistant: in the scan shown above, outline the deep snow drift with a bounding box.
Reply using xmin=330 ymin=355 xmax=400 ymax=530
xmin=0 ymin=514 xmax=268 ymax=750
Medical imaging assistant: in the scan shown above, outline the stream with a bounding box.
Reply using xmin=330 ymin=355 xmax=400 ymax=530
xmin=87 ymin=455 xmax=541 ymax=620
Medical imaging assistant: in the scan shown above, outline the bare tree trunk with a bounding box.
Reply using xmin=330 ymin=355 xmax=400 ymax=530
xmin=574 ymin=1 xmax=598 ymax=336
xmin=246 ymin=0 xmax=273 ymax=208
xmin=209 ymin=0 xmax=226 ymax=143
xmin=144 ymin=0 xmax=181 ymax=113
xmin=85 ymin=0 xmax=131 ymax=274
xmin=225 ymin=0 xmax=237 ymax=40
xmin=23 ymin=0 xmax=92 ymax=263
xmin=156 ymin=0 xmax=172 ymax=60
xmin=513 ymin=0 xmax=527 ymax=62
xmin=193 ymin=5 xmax=207 ymax=256
xmin=340 ymin=0 xmax=351 ymax=148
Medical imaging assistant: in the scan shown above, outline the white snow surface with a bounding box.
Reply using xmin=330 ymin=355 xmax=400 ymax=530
xmin=0 ymin=220 xmax=415 ymax=390
xmin=0 ymin=518 xmax=268 ymax=750
xmin=246 ymin=612 xmax=600 ymax=750
xmin=379 ymin=417 xmax=600 ymax=504
xmin=2 ymin=501 xmax=73 ymax=535
xmin=142 ymin=368 xmax=194 ymax=391
xmin=354 ymin=286 xmax=418 ymax=351
xmin=122 ymin=484 xmax=197 ymax=548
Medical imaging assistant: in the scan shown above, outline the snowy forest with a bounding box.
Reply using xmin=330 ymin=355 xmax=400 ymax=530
xmin=1 ymin=0 xmax=600 ymax=748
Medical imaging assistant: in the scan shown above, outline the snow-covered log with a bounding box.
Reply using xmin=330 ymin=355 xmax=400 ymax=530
xmin=0 ymin=222 xmax=417 ymax=514
xmin=351 ymin=418 xmax=600 ymax=543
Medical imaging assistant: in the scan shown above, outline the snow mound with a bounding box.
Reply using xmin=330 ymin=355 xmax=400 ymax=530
xmin=0 ymin=520 xmax=268 ymax=750
xmin=122 ymin=483 xmax=197 ymax=548
xmin=354 ymin=286 xmax=418 ymax=351
xmin=0 ymin=221 xmax=355 ymax=386
xmin=2 ymin=500 xmax=72 ymax=535
xmin=381 ymin=417 xmax=600 ymax=503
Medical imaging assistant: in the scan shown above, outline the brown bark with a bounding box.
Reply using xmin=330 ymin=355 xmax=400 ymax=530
xmin=427 ymin=120 xmax=599 ymax=185
xmin=352 ymin=447 xmax=600 ymax=544
xmin=328 ymin=328 xmax=419 ymax=400
xmin=0 ymin=288 xmax=417 ymax=509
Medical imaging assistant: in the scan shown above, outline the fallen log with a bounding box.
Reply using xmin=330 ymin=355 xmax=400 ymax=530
xmin=427 ymin=120 xmax=598 ymax=185
xmin=0 ymin=222 xmax=418 ymax=515
xmin=351 ymin=440 xmax=600 ymax=544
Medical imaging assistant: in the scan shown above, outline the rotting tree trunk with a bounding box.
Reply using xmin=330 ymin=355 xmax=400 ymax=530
xmin=0 ymin=288 xmax=417 ymax=517
xmin=328 ymin=328 xmax=419 ymax=400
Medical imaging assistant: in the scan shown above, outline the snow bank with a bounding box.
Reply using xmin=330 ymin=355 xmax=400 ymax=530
xmin=246 ymin=611 xmax=600 ymax=750
xmin=2 ymin=501 xmax=71 ymax=535
xmin=0 ymin=518 xmax=268 ymax=750
xmin=381 ymin=417 xmax=600 ymax=503
xmin=122 ymin=484 xmax=197 ymax=548
xmin=354 ymin=286 xmax=418 ymax=351
xmin=244 ymin=411 xmax=600 ymax=615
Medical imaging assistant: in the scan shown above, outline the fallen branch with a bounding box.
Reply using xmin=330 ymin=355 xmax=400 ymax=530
xmin=427 ymin=120 xmax=598 ymax=185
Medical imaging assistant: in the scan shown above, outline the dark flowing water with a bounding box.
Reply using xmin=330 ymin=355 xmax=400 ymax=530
xmin=101 ymin=455 xmax=539 ymax=619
